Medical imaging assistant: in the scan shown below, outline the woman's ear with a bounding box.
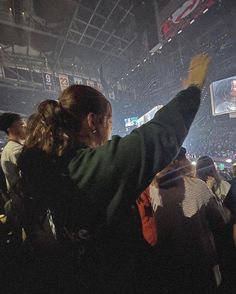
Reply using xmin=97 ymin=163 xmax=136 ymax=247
xmin=87 ymin=112 xmax=97 ymax=132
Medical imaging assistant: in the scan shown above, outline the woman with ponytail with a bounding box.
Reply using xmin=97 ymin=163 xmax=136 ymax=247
xmin=18 ymin=55 xmax=209 ymax=293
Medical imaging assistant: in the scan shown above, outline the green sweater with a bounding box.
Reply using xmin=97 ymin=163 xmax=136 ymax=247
xmin=67 ymin=86 xmax=201 ymax=223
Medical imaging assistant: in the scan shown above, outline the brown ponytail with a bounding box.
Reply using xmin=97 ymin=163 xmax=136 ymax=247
xmin=24 ymin=85 xmax=110 ymax=156
xmin=24 ymin=100 xmax=68 ymax=156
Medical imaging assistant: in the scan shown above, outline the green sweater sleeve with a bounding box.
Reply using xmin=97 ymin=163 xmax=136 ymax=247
xmin=68 ymin=86 xmax=200 ymax=219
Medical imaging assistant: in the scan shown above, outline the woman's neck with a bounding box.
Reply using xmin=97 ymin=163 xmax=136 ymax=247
xmin=75 ymin=132 xmax=99 ymax=148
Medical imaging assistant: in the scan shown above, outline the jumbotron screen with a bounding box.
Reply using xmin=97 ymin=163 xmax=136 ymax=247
xmin=210 ymin=76 xmax=236 ymax=116
xmin=124 ymin=117 xmax=138 ymax=127
xmin=137 ymin=105 xmax=163 ymax=127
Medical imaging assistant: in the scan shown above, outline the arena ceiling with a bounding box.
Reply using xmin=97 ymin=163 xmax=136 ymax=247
xmin=0 ymin=0 xmax=172 ymax=77
xmin=0 ymin=0 xmax=139 ymax=76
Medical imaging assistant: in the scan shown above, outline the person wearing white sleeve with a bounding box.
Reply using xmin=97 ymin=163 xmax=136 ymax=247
xmin=0 ymin=113 xmax=26 ymax=191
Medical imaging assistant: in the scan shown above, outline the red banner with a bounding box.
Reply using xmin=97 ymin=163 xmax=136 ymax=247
xmin=59 ymin=74 xmax=69 ymax=91
xmin=161 ymin=0 xmax=216 ymax=41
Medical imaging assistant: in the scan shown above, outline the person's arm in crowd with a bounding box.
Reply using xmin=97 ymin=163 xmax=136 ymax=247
xmin=68 ymin=54 xmax=209 ymax=220
xmin=8 ymin=143 xmax=23 ymax=165
xmin=3 ymin=143 xmax=23 ymax=189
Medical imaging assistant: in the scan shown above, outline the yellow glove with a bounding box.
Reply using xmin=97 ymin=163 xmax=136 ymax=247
xmin=183 ymin=53 xmax=210 ymax=89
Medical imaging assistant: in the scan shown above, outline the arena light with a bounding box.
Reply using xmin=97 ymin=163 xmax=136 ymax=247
xmin=203 ymin=8 xmax=208 ymax=14
xmin=226 ymin=159 xmax=232 ymax=163
xmin=191 ymin=161 xmax=197 ymax=166
xmin=190 ymin=19 xmax=195 ymax=24
xmin=9 ymin=7 xmax=12 ymax=12
xmin=151 ymin=52 xmax=155 ymax=56
xmin=159 ymin=45 xmax=163 ymax=49
xmin=168 ymin=38 xmax=172 ymax=43
xmin=144 ymin=58 xmax=147 ymax=62
xmin=126 ymin=73 xmax=129 ymax=76
xmin=131 ymin=68 xmax=134 ymax=72
xmin=178 ymin=30 xmax=182 ymax=34
xmin=137 ymin=64 xmax=140 ymax=67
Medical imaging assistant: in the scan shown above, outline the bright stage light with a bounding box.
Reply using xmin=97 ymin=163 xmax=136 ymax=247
xmin=226 ymin=159 xmax=232 ymax=163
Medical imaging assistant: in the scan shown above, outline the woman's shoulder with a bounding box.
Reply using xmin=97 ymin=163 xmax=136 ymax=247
xmin=183 ymin=176 xmax=214 ymax=200
xmin=184 ymin=176 xmax=207 ymax=187
xmin=18 ymin=147 xmax=51 ymax=171
xmin=21 ymin=147 xmax=47 ymax=160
